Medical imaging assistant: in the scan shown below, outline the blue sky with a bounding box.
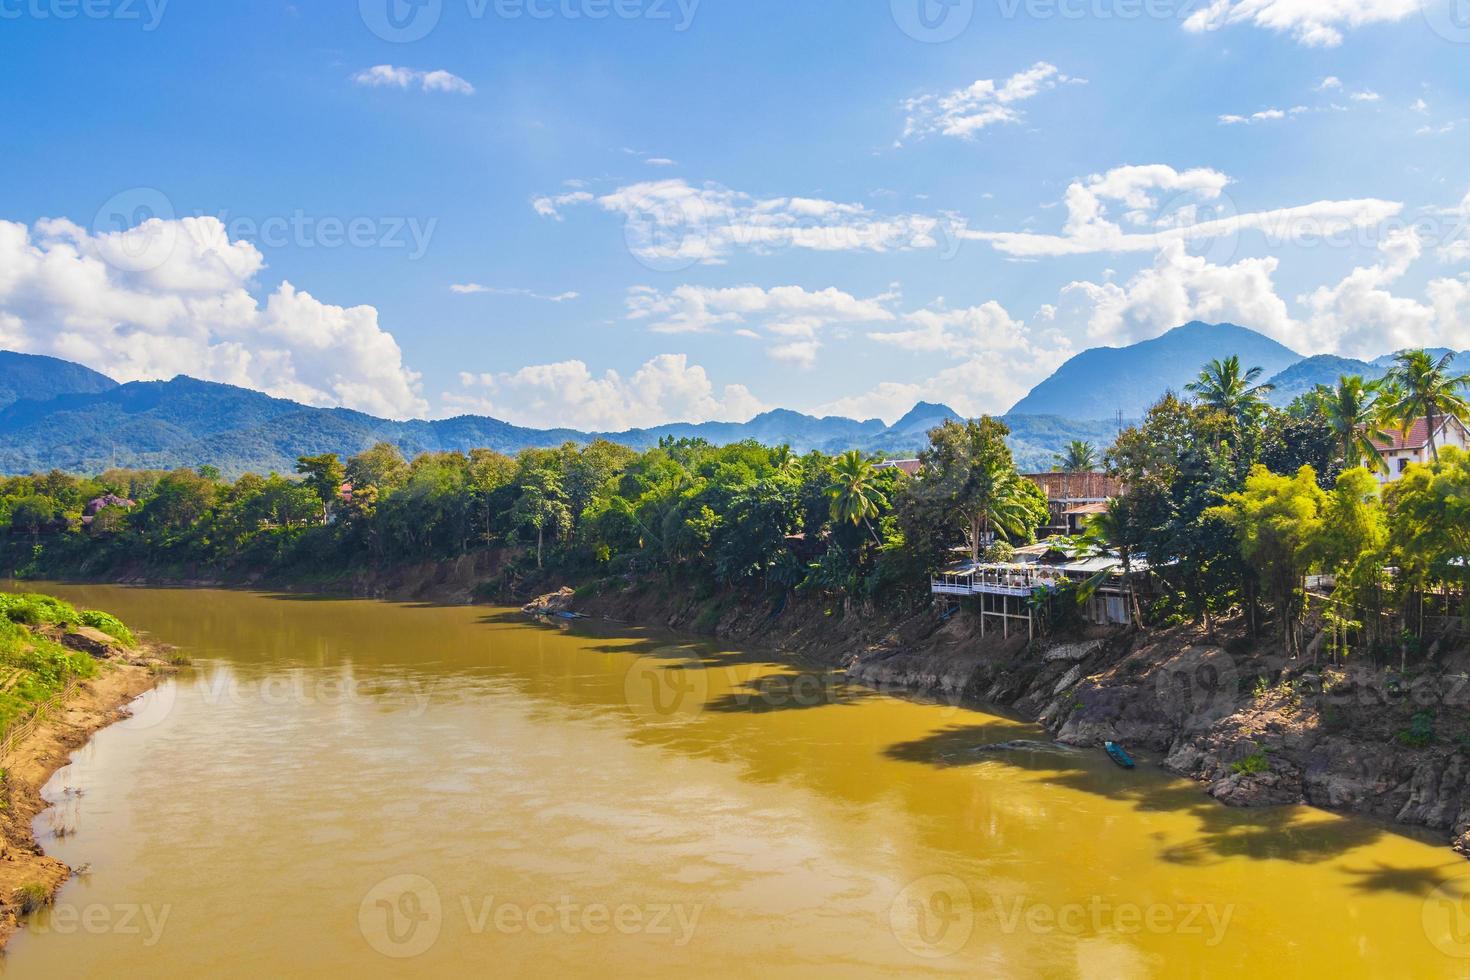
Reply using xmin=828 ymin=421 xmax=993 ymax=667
xmin=1 ymin=0 xmax=1468 ymax=428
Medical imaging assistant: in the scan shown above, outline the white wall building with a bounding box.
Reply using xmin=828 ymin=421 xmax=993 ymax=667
xmin=1371 ymin=416 xmax=1470 ymax=482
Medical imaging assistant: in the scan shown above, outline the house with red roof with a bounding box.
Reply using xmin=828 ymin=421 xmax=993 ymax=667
xmin=1370 ymin=416 xmax=1470 ymax=482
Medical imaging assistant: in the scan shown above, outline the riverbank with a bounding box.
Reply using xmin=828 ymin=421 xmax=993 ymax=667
xmin=25 ymin=563 xmax=1470 ymax=857
xmin=540 ymin=577 xmax=1470 ymax=856
xmin=0 ymin=638 xmax=176 ymax=948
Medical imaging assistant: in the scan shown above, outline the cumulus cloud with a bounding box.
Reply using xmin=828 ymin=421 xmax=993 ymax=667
xmin=352 ymin=65 xmax=475 ymax=95
xmin=1056 ymin=227 xmax=1470 ymax=358
xmin=900 ymin=62 xmax=1080 ymax=142
xmin=625 ymin=283 xmax=896 ymax=363
xmin=0 ymin=216 xmax=427 ymax=418
xmin=533 ymin=179 xmax=957 ymax=264
xmin=1297 ymin=229 xmax=1470 ymax=354
xmin=1059 ymin=242 xmax=1295 ymax=346
xmin=447 ymin=354 xmax=768 ymax=431
xmin=818 ymin=302 xmax=1074 ymax=422
xmin=965 ymin=164 xmax=1400 ymax=257
xmin=1182 ymin=0 xmax=1422 ymax=47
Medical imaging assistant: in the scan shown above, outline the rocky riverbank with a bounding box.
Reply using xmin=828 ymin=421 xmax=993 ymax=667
xmin=552 ymin=579 xmax=1470 ymax=855
xmin=0 ymin=631 xmax=178 ymax=947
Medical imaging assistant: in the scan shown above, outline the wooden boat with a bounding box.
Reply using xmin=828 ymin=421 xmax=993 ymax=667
xmin=1104 ymin=741 xmax=1136 ymax=769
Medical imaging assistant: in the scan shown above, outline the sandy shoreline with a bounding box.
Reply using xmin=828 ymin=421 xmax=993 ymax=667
xmin=0 ymin=652 xmax=175 ymax=949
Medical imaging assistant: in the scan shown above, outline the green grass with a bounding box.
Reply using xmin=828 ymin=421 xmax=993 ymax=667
xmin=0 ymin=592 xmax=122 ymax=733
xmin=1230 ymin=750 xmax=1270 ymax=775
xmin=14 ymin=883 xmax=51 ymax=916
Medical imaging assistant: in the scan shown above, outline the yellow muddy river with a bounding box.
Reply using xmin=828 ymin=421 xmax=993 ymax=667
xmin=4 ymin=584 xmax=1470 ymax=978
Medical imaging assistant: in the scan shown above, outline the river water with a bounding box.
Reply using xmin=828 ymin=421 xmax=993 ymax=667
xmin=3 ymin=584 xmax=1469 ymax=977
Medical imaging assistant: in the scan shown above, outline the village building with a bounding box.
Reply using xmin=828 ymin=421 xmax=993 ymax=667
xmin=1370 ymin=416 xmax=1470 ymax=483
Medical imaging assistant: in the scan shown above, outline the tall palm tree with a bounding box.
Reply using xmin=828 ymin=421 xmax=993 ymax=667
xmin=1074 ymin=497 xmax=1142 ymax=628
xmin=827 ymin=451 xmax=888 ymax=544
xmin=1054 ymin=440 xmax=1098 ymax=472
xmin=1185 ymin=355 xmax=1276 ymax=423
xmin=1321 ymin=375 xmax=1390 ymax=473
xmin=1384 ymin=349 xmax=1470 ymax=462
xmin=961 ymin=456 xmax=1038 ymax=561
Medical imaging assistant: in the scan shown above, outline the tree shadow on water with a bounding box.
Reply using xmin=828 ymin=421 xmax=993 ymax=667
xmin=881 ymin=723 xmax=1436 ymax=868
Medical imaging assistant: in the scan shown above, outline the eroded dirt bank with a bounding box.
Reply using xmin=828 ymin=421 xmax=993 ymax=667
xmin=0 ymin=635 xmax=177 ymax=947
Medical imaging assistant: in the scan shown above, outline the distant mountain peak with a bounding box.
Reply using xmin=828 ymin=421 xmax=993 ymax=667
xmin=1008 ymin=322 xmax=1302 ymax=421
xmin=890 ymin=401 xmax=960 ymax=431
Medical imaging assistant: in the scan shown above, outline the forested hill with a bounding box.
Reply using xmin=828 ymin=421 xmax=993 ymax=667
xmin=0 ymin=369 xmax=1120 ymax=476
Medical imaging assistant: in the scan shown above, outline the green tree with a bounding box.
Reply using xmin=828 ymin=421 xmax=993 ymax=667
xmin=914 ymin=418 xmax=1047 ymax=562
xmin=1319 ymin=375 xmax=1389 ymax=473
xmin=1185 ymin=355 xmax=1276 ymax=424
xmin=1054 ymin=440 xmax=1098 ymax=472
xmin=1208 ymin=465 xmax=1326 ymax=656
xmin=9 ymin=495 xmax=59 ymax=544
xmin=346 ymin=443 xmax=409 ymax=494
xmin=509 ymin=468 xmax=572 ymax=569
xmin=1383 ymin=350 xmax=1470 ymax=462
xmin=295 ymin=453 xmax=346 ymax=524
xmin=826 ymin=451 xmax=888 ymax=545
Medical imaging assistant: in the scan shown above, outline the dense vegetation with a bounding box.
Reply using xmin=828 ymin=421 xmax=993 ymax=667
xmin=0 ymin=592 xmax=131 ymax=731
xmin=1 ymin=350 xmax=1466 ymax=670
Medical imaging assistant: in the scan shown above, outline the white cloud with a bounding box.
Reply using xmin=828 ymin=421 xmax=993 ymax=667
xmin=818 ymin=302 xmax=1073 ymax=422
xmin=1218 ymin=106 xmax=1307 ymax=125
xmin=0 ymin=217 xmax=426 ymax=418
xmin=1182 ymin=0 xmax=1422 ymax=47
xmin=901 ymin=62 xmax=1081 ymax=142
xmin=1056 ymin=228 xmax=1470 ymax=359
xmin=1316 ymin=76 xmax=1343 ymax=91
xmin=530 ymin=191 xmax=595 ymax=220
xmin=534 ymin=179 xmax=957 ymax=264
xmin=1059 ymin=242 xmax=1295 ymax=347
xmin=625 ymin=283 xmax=896 ymax=363
xmin=447 ymin=354 xmax=768 ymax=430
xmin=1412 ymin=98 xmax=1430 ymax=113
xmin=965 ymin=164 xmax=1401 ymax=257
xmin=450 ymin=283 xmax=579 ymax=301
xmin=1351 ymin=90 xmax=1382 ymax=102
xmin=1297 ymin=229 xmax=1470 ymax=354
xmin=645 ymin=158 xmax=678 ymax=167
xmin=352 ymin=65 xmax=475 ymax=95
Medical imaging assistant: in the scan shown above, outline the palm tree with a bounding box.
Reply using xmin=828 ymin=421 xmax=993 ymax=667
xmin=1054 ymin=440 xmax=1098 ymax=472
xmin=827 ymin=451 xmax=888 ymax=545
xmin=1074 ymin=497 xmax=1142 ymax=628
xmin=961 ymin=456 xmax=1039 ymax=561
xmin=1321 ymin=375 xmax=1390 ymax=473
xmin=1185 ymin=355 xmax=1276 ymax=423
xmin=1384 ymin=349 xmax=1470 ymax=462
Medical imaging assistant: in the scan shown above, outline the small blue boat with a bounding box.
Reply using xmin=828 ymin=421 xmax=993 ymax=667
xmin=1104 ymin=741 xmax=1136 ymax=769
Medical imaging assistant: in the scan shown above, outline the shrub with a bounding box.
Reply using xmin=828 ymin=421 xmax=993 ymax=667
xmin=14 ymin=883 xmax=51 ymax=916
xmin=0 ymin=593 xmax=79 ymax=628
xmin=78 ymin=610 xmax=136 ymax=647
xmin=1231 ymin=750 xmax=1270 ymax=775
xmin=1397 ymin=711 xmax=1435 ymax=748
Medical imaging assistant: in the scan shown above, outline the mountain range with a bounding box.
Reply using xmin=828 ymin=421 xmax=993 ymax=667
xmin=0 ymin=323 xmax=1462 ymax=477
